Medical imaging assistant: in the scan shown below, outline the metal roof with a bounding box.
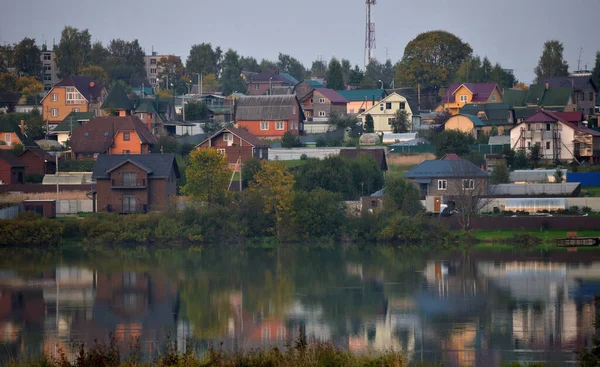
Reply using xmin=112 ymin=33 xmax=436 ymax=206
xmin=235 ymin=95 xmax=302 ymax=120
xmin=489 ymin=183 xmax=580 ymax=196
xmin=92 ymin=154 xmax=179 ymax=179
xmin=404 ymin=159 xmax=487 ymax=179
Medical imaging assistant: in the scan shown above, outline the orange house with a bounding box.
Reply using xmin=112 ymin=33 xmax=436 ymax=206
xmin=0 ymin=119 xmax=38 ymax=149
xmin=69 ymin=116 xmax=158 ymax=159
xmin=440 ymin=83 xmax=503 ymax=115
xmin=41 ymin=75 xmax=107 ymax=127
xmin=235 ymin=95 xmax=305 ymax=139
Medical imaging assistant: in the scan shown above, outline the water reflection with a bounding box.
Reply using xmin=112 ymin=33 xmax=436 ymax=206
xmin=0 ymin=248 xmax=599 ymax=366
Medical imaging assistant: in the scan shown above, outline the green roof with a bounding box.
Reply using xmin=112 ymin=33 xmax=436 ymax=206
xmin=0 ymin=120 xmax=37 ymax=147
xmin=540 ymin=87 xmax=572 ymax=107
xmin=503 ymin=89 xmax=527 ymax=107
xmin=336 ymin=89 xmax=385 ymax=102
xmin=462 ymin=114 xmax=487 ymax=127
xmin=53 ymin=111 xmax=95 ymax=133
xmin=525 ymin=84 xmax=546 ymax=105
xmin=134 ymin=99 xmax=158 ymax=114
xmin=514 ymin=107 xmax=538 ymax=119
xmin=280 ymin=73 xmax=300 ymax=85
xmin=101 ymin=83 xmax=133 ymax=111
xmin=305 ymin=79 xmax=324 ymax=88
xmin=460 ymin=103 xmax=514 ymax=126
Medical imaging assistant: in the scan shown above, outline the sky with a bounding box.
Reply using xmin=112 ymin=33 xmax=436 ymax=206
xmin=1 ymin=0 xmax=599 ymax=85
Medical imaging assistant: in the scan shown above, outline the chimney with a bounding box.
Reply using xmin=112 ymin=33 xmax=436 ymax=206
xmin=20 ymin=120 xmax=25 ymax=134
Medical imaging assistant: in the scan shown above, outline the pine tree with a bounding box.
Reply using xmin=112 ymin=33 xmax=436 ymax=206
xmin=326 ymin=58 xmax=344 ymax=90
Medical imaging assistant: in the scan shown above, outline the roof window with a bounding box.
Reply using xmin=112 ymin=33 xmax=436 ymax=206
xmin=84 ymin=132 xmax=89 ymax=137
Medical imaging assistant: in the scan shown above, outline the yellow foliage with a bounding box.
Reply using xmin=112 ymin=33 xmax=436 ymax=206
xmin=15 ymin=76 xmax=42 ymax=97
xmin=183 ymin=148 xmax=231 ymax=205
xmin=157 ymin=89 xmax=173 ymax=98
xmin=514 ymin=82 xmax=529 ymax=91
xmin=79 ymin=65 xmax=108 ymax=84
xmin=202 ymin=73 xmax=219 ymax=93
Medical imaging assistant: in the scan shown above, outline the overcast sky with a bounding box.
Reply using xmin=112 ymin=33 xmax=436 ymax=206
xmin=1 ymin=0 xmax=598 ymax=84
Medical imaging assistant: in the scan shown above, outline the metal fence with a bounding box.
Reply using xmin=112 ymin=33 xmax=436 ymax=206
xmin=269 ymin=148 xmax=341 ymax=161
xmin=389 ymin=144 xmax=435 ymax=154
xmin=0 ymin=204 xmax=22 ymax=219
xmin=469 ymin=144 xmax=510 ymax=154
xmin=57 ymin=200 xmax=94 ymax=214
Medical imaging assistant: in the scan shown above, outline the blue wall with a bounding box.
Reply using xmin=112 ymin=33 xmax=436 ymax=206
xmin=567 ymin=172 xmax=600 ymax=187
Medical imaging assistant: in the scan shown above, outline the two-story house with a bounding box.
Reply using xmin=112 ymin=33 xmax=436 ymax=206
xmin=337 ymin=89 xmax=385 ymax=115
xmin=194 ymin=127 xmax=269 ymax=171
xmin=70 ymin=116 xmax=158 ymax=159
xmin=92 ymin=153 xmax=179 ymax=213
xmin=245 ymin=70 xmax=298 ymax=96
xmin=539 ymin=75 xmax=597 ymax=116
xmin=299 ymin=88 xmax=348 ymax=121
xmin=504 ymin=84 xmax=577 ymax=122
xmin=294 ymin=79 xmax=325 ymax=100
xmin=458 ymin=103 xmax=516 ymax=134
xmin=235 ymin=95 xmax=304 ymax=139
xmin=41 ymin=76 xmax=107 ymax=128
xmin=440 ymin=83 xmax=503 ymax=115
xmin=510 ymin=110 xmax=600 ymax=163
xmin=356 ymin=92 xmax=419 ymax=132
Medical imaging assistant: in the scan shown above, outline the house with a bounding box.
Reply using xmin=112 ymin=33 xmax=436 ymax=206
xmin=504 ymin=84 xmax=577 ymax=122
xmin=299 ymin=88 xmax=348 ymax=122
xmin=510 ymin=110 xmax=600 ymax=163
xmin=18 ymin=147 xmax=56 ymax=176
xmin=443 ymin=114 xmax=489 ymax=139
xmin=245 ymin=70 xmax=298 ymax=95
xmin=0 ymin=151 xmax=25 ymax=184
xmin=337 ymin=89 xmax=385 ymax=115
xmin=194 ymin=127 xmax=269 ymax=170
xmin=440 ymin=83 xmax=503 ymax=115
xmin=134 ymin=98 xmax=175 ymax=135
xmin=340 ymin=148 xmax=388 ymax=172
xmin=70 ymin=116 xmax=158 ymax=159
xmin=92 ymin=153 xmax=180 ymax=213
xmin=357 ymin=92 xmax=419 ymax=133
xmin=51 ymin=111 xmax=95 ymax=146
xmin=539 ymin=75 xmax=597 ymax=116
xmin=235 ymin=95 xmax=304 ymax=139
xmin=294 ymin=79 xmax=325 ymax=99
xmin=459 ymin=103 xmax=516 ymax=134
xmin=41 ymin=76 xmax=107 ymax=127
xmin=0 ymin=119 xmax=38 ymax=149
xmin=101 ymin=83 xmax=134 ymax=116
xmin=403 ymin=158 xmax=488 ymax=212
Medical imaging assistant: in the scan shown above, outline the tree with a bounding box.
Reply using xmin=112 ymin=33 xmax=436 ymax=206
xmin=104 ymin=39 xmax=146 ymax=86
xmin=341 ymin=59 xmax=352 ymax=84
xmin=249 ymin=160 xmax=295 ymax=239
xmin=79 ymin=65 xmax=108 ymax=84
xmin=391 ymin=109 xmax=410 ymax=133
xmin=89 ymin=41 xmax=108 ymax=66
xmin=259 ymin=59 xmax=277 ymax=72
xmin=15 ymin=76 xmax=43 ymax=103
xmin=157 ymin=55 xmax=185 ymax=94
xmin=554 ymin=168 xmax=564 ymax=183
xmin=239 ymin=56 xmax=260 ymax=72
xmin=310 ymin=60 xmax=327 ymax=78
xmin=329 ymin=111 xmax=360 ymax=131
xmin=592 ymin=51 xmax=600 ymax=93
xmin=186 ymin=43 xmax=222 ymax=77
xmin=13 ymin=38 xmax=42 ymax=77
xmin=326 ymin=58 xmax=344 ymax=90
xmin=241 ymin=158 xmax=262 ymax=186
xmin=55 ymin=26 xmax=91 ymax=77
xmin=364 ymin=114 xmax=374 ymax=133
xmin=383 ymin=176 xmax=424 ymax=216
xmin=183 ymin=149 xmax=231 ymax=206
xmin=359 ymin=76 xmax=376 ymax=89
xmin=395 ymin=30 xmax=472 ymax=91
xmin=0 ymin=72 xmax=18 ymax=94
xmin=348 ymin=65 xmax=364 ymax=88
xmin=293 ymin=189 xmax=346 ymax=240
xmin=219 ymin=49 xmax=246 ymax=95
xmin=24 ymin=109 xmax=45 ymax=139
xmin=365 ymin=60 xmax=395 ymax=88
xmin=529 ymin=144 xmax=543 ymax=168
xmin=277 ymin=53 xmax=306 ymax=81
xmin=490 ymin=164 xmax=510 ymax=184
xmin=534 ymin=40 xmax=569 ymax=82
xmin=185 ymin=101 xmax=209 ymax=121
xmin=513 ymin=149 xmax=530 ymax=169
xmin=434 ymin=130 xmax=475 ymax=158
xmin=481 ymin=57 xmax=493 ymax=82
xmin=348 ymin=153 xmax=384 ymax=198
xmin=281 ymin=131 xmax=302 ymax=148
xmin=202 ymin=73 xmax=219 ymax=93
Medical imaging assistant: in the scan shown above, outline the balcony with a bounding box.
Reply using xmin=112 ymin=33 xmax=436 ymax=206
xmin=111 ymin=179 xmax=146 ymax=189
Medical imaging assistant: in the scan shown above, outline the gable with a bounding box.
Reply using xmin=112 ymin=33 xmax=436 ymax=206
xmin=454 ymin=85 xmax=473 ymax=97
xmin=358 ymin=92 xmax=412 ymax=116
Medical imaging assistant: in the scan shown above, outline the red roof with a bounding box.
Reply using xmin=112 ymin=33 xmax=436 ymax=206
xmin=314 ymin=88 xmax=349 ymax=104
xmin=552 ymin=111 xmax=583 ymax=124
xmin=443 ymin=83 xmax=499 ymax=103
xmin=441 ymin=153 xmax=461 ymax=161
xmin=524 ymin=110 xmax=600 ymax=137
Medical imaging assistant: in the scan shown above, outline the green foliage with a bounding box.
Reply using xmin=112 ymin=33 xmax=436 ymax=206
xmin=24 ymin=108 xmax=44 ymax=139
xmin=13 ymin=37 xmax=42 ymax=77
xmin=326 ymin=57 xmax=344 ymax=90
xmin=529 ymin=144 xmax=543 ymax=168
xmin=0 ymin=214 xmax=63 ymax=248
xmin=364 ymin=114 xmax=374 ymax=133
xmin=25 ymin=174 xmax=44 ymax=183
xmin=58 ymin=159 xmax=95 ymax=172
xmin=219 ymin=49 xmax=247 ymax=95
xmin=554 ymin=168 xmax=564 ymax=183
xmin=310 ymin=59 xmax=327 ymax=78
xmin=104 ymin=39 xmax=146 ymax=86
xmin=506 ymin=149 xmax=530 ymax=170
xmin=183 ymin=149 xmax=231 ymax=205
xmin=277 ymin=53 xmax=307 ymax=81
xmin=434 ymin=129 xmax=475 ymax=158
xmin=383 ymin=176 xmax=424 ymax=216
xmin=365 ymin=59 xmax=395 ymax=88
xmin=534 ymin=40 xmax=569 ymax=82
xmin=55 ymin=26 xmax=92 ymax=77
xmin=593 ymin=51 xmax=600 ymax=95
xmin=186 ymin=43 xmax=222 ymax=77
xmin=391 ymin=109 xmax=410 ymax=133
xmin=490 ymin=164 xmax=510 ymax=184
xmin=330 ymin=111 xmax=359 ymax=131
xmin=348 ymin=65 xmax=364 ymax=87
xmin=511 ymin=231 xmax=541 ymax=249
xmin=241 ymin=158 xmax=262 ymax=186
xmin=293 ymin=189 xmax=346 ymax=240
xmin=185 ymin=101 xmax=209 ymax=121
xmin=89 ymin=41 xmax=109 ymax=66
xmin=281 ymin=131 xmax=303 ymax=148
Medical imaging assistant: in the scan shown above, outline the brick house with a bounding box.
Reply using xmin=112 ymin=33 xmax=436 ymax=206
xmin=539 ymin=75 xmax=597 ymax=117
xmin=18 ymin=148 xmax=56 ymax=176
xmin=70 ymin=116 xmax=158 ymax=159
xmin=0 ymin=151 xmax=25 ymax=184
xmin=293 ymin=79 xmax=325 ymax=100
xmin=0 ymin=119 xmax=39 ymax=149
xmin=299 ymin=88 xmax=348 ymax=121
xmin=194 ymin=127 xmax=269 ymax=170
xmin=92 ymin=154 xmax=180 ymax=213
xmin=235 ymin=95 xmax=305 ymax=139
xmin=245 ymin=70 xmax=298 ymax=96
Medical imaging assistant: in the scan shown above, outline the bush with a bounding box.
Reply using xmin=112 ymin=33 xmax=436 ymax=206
xmin=511 ymin=231 xmax=541 ymax=249
xmin=25 ymin=173 xmax=44 ymax=183
xmin=0 ymin=214 xmax=63 ymax=247
xmin=281 ymin=131 xmax=303 ymax=148
xmin=59 ymin=159 xmax=96 ymax=172
xmin=583 ymin=206 xmax=592 ymax=214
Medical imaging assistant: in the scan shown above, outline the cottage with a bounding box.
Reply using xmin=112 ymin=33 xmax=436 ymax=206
xmin=92 ymin=153 xmax=180 ymax=213
xmin=299 ymin=88 xmax=348 ymax=121
xmin=443 ymin=114 xmax=488 ymax=139
xmin=51 ymin=111 xmax=95 ymax=146
xmin=459 ymin=103 xmax=516 ymax=134
xmin=504 ymin=84 xmax=577 ymax=122
xmin=18 ymin=148 xmax=56 ymax=176
xmin=336 ymin=89 xmax=385 ymax=115
xmin=235 ymin=95 xmax=304 ymax=139
xmin=70 ymin=116 xmax=158 ymax=159
xmin=194 ymin=127 xmax=269 ymax=170
xmin=0 ymin=151 xmax=25 ymax=184
xmin=439 ymin=83 xmax=503 ymax=115
xmin=357 ymin=92 xmax=419 ymax=133
xmin=294 ymin=79 xmax=325 ymax=100
xmin=245 ymin=70 xmax=298 ymax=95
xmin=539 ymin=75 xmax=597 ymax=116
xmin=0 ymin=119 xmax=38 ymax=149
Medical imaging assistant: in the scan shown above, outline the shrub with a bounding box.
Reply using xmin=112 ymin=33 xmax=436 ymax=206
xmin=583 ymin=206 xmax=592 ymax=214
xmin=0 ymin=214 xmax=63 ymax=247
xmin=25 ymin=173 xmax=44 ymax=184
xmin=511 ymin=231 xmax=541 ymax=249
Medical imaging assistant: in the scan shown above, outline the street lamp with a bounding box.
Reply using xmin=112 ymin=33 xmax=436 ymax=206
xmin=269 ymin=77 xmax=273 ymax=95
xmin=378 ymin=80 xmax=384 ymax=89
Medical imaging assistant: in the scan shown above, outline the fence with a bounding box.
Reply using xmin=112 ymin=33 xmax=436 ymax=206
xmin=567 ymin=172 xmax=600 ymax=187
xmin=0 ymin=184 xmax=94 ymax=194
xmin=0 ymin=204 xmax=22 ymax=219
xmin=389 ymin=144 xmax=435 ymax=154
xmin=469 ymin=144 xmax=510 ymax=154
xmin=269 ymin=148 xmax=341 ymax=161
xmin=57 ymin=200 xmax=94 ymax=214
xmin=439 ymin=215 xmax=600 ymax=230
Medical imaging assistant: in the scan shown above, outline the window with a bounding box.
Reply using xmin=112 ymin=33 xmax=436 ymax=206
xmin=438 ymin=180 xmax=447 ymax=190
xmin=223 ymin=132 xmax=233 ymax=142
xmin=276 ymin=121 xmax=284 ymax=130
xmin=459 ymin=95 xmax=468 ymax=102
xmin=51 ymin=93 xmax=57 ymax=102
xmin=491 ymin=94 xmax=497 ymax=102
xmin=123 ymin=195 xmax=137 ymax=212
xmin=310 ymin=98 xmax=314 ymax=104
xmin=43 ymin=75 xmax=52 ymax=81
xmin=386 ymin=102 xmax=392 ymax=110
xmin=292 ymin=106 xmax=296 ymax=114
xmin=43 ymin=54 xmax=51 ymax=61
xmin=260 ymin=121 xmax=269 ymax=130
xmin=72 ymin=108 xmax=79 ymax=113
xmin=123 ymin=150 xmax=130 ymax=154
xmin=372 ymin=200 xmax=378 ymax=208
xmin=122 ymin=172 xmax=137 ymax=186
xmin=318 ymin=111 xmax=326 ymax=117
xmin=104 ymin=132 xmax=109 ymax=137
xmin=380 ymin=104 xmax=384 ymax=111
xmin=51 ymin=108 xmax=58 ymax=117
xmin=150 ymin=78 xmax=156 ymax=84
xmin=253 ymin=84 xmax=259 ymax=90
xmin=546 ymin=123 xmax=551 ymax=131
xmin=66 ymin=87 xmax=86 ymax=105
xmin=150 ymin=58 xmax=156 ymax=64
xmin=43 ymin=65 xmax=52 ymax=72
xmin=546 ymin=142 xmax=551 ymax=149
xmin=462 ymin=179 xmax=475 ymax=190
xmin=527 ymin=141 xmax=531 ymax=148
xmin=319 ymin=98 xmax=325 ymax=103
xmin=527 ymin=123 xmax=531 ymax=131
xmin=258 ymin=149 xmax=263 ymax=159
xmin=123 ymin=272 xmax=136 ymax=287
xmin=399 ymin=102 xmax=406 ymax=110
xmin=150 ymin=68 xmax=157 ymax=74
xmin=123 ymin=132 xmax=130 ymax=141
xmin=4 ymin=133 xmax=11 ymax=143
xmin=84 ymin=131 xmax=90 ymax=137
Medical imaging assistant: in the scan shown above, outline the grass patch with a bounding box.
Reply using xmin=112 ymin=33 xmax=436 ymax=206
xmin=282 ymin=160 xmax=308 ymax=168
xmin=388 ymin=164 xmax=415 ymax=177
xmin=581 ymin=186 xmax=600 ymax=197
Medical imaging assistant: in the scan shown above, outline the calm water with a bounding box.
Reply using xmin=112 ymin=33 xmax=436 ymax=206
xmin=0 ymin=246 xmax=599 ymax=366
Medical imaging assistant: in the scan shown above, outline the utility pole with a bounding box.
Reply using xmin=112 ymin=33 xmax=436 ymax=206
xmin=55 ymin=154 xmax=59 ymax=204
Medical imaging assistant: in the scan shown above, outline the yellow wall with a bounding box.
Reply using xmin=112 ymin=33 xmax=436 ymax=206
xmin=442 ymin=85 xmax=503 ymax=115
xmin=357 ymin=93 xmax=413 ymax=132
xmin=42 ymin=87 xmax=89 ymax=123
xmin=444 ymin=115 xmax=476 ymax=135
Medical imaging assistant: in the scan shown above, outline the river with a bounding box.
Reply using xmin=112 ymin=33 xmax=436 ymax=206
xmin=0 ymin=246 xmax=598 ymax=366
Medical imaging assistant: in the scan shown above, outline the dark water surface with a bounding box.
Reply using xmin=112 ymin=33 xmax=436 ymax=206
xmin=0 ymin=246 xmax=599 ymax=366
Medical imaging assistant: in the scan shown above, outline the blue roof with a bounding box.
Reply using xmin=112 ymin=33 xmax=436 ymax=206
xmin=280 ymin=73 xmax=300 ymax=85
xmin=404 ymin=159 xmax=487 ymax=179
xmin=305 ymin=79 xmax=324 ymax=88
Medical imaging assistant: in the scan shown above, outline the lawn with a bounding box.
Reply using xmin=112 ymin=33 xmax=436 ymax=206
xmin=388 ymin=164 xmax=415 ymax=177
xmin=581 ymin=186 xmax=600 ymax=197
xmin=471 ymin=229 xmax=600 ymax=242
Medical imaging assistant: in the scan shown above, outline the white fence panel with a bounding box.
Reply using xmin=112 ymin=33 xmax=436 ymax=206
xmin=269 ymin=148 xmax=341 ymax=161
xmin=0 ymin=204 xmax=22 ymax=219
xmin=57 ymin=200 xmax=94 ymax=214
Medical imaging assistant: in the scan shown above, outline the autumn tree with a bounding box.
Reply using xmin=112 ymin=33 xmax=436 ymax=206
xmin=201 ymin=73 xmax=219 ymax=93
xmin=534 ymin=40 xmax=569 ymax=82
xmin=326 ymin=58 xmax=344 ymax=90
xmin=15 ymin=76 xmax=43 ymax=103
xmin=186 ymin=43 xmax=222 ymax=77
xmin=157 ymin=55 xmax=185 ymax=94
xmin=395 ymin=30 xmax=472 ymax=91
xmin=249 ymin=160 xmax=295 ymax=239
xmin=183 ymin=149 xmax=232 ymax=206
xmin=277 ymin=53 xmax=306 ymax=81
xmin=364 ymin=114 xmax=374 ymax=133
xmin=79 ymin=65 xmax=108 ymax=84
xmin=13 ymin=38 xmax=42 ymax=77
xmin=391 ymin=109 xmax=410 ymax=133
xmin=219 ymin=49 xmax=247 ymax=95
xmin=55 ymin=26 xmax=91 ymax=77
xmin=0 ymin=73 xmax=18 ymax=94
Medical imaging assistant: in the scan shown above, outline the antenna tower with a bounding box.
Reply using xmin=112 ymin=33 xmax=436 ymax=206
xmin=364 ymin=0 xmax=376 ymax=69
xmin=577 ymin=46 xmax=583 ymax=71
